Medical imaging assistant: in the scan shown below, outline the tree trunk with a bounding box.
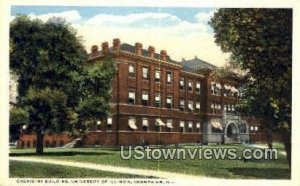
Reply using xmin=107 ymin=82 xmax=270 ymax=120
xmin=280 ymin=129 xmax=291 ymax=169
xmin=265 ymin=119 xmax=273 ymax=149
xmin=266 ymin=128 xmax=273 ymax=149
xmin=36 ymin=129 xmax=44 ymax=155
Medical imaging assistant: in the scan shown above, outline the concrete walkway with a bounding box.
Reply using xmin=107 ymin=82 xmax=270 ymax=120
xmin=9 ymin=157 xmax=219 ymax=180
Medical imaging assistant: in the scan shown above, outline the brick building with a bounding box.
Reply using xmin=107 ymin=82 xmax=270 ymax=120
xmin=18 ymin=38 xmax=276 ymax=148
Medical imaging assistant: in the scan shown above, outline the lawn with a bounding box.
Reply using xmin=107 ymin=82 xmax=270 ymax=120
xmin=9 ymin=160 xmax=149 ymax=178
xmin=10 ymin=143 xmax=290 ymax=179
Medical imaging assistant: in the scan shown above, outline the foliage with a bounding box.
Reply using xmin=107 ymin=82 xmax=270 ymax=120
xmin=209 ymin=8 xmax=292 ymax=167
xmin=9 ymin=106 xmax=29 ymax=141
xmin=10 ymin=15 xmax=87 ymax=107
xmin=9 ymin=107 xmax=29 ymax=126
xmin=10 ymin=15 xmax=116 ymax=153
xmin=24 ymin=87 xmax=69 ymax=133
xmin=76 ymin=56 xmax=116 ymax=132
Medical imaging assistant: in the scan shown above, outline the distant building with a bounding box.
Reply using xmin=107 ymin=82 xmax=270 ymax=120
xmin=18 ymin=39 xmax=272 ymax=148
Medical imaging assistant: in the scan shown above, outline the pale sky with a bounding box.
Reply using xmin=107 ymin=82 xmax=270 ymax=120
xmin=11 ymin=6 xmax=230 ymax=67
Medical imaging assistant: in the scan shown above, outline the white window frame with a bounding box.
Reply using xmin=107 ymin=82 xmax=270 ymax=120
xmin=167 ymin=72 xmax=172 ymax=83
xmin=142 ymin=67 xmax=148 ymax=79
xmin=107 ymin=117 xmax=112 ymax=125
xmin=196 ymin=102 xmax=200 ymax=109
xmin=155 ymin=70 xmax=160 ymax=80
xmin=196 ymin=82 xmax=201 ymax=93
xmin=188 ymin=81 xmax=193 ymax=91
xmin=142 ymin=92 xmax=149 ymax=101
xmin=180 ymin=78 xmax=185 ymax=87
xmin=128 ymin=64 xmax=135 ymax=74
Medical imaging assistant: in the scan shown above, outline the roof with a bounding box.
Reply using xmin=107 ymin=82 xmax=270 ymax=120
xmin=120 ymin=43 xmax=181 ymax=65
xmin=87 ymin=42 xmax=219 ymax=73
xmin=182 ymin=57 xmax=217 ymax=72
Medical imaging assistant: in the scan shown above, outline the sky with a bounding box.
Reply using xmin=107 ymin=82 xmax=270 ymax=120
xmin=11 ymin=6 xmax=230 ymax=66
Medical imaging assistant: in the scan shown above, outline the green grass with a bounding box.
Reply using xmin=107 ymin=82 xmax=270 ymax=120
xmin=9 ymin=160 xmax=150 ymax=178
xmin=10 ymin=143 xmax=290 ymax=179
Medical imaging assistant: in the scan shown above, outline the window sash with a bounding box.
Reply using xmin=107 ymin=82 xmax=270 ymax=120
xmin=180 ymin=100 xmax=185 ymax=106
xmin=142 ymin=118 xmax=148 ymax=126
xmin=142 ymin=93 xmax=149 ymax=100
xmin=142 ymin=67 xmax=148 ymax=78
xmin=180 ymin=78 xmax=184 ymax=86
xmin=155 ymin=94 xmax=161 ymax=101
xmin=129 ymin=65 xmax=134 ymax=73
xmin=167 ymin=73 xmax=172 ymax=83
xmin=107 ymin=117 xmax=112 ymax=125
xmin=180 ymin=121 xmax=185 ymax=127
xmin=155 ymin=70 xmax=160 ymax=79
xmin=129 ymin=92 xmax=135 ymax=99
xmin=166 ymin=97 xmax=172 ymax=104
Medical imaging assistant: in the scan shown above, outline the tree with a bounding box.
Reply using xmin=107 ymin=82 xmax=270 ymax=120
xmin=10 ymin=15 xmax=87 ymax=154
xmin=9 ymin=107 xmax=29 ymax=142
xmin=209 ymin=9 xmax=292 ymax=168
xmin=75 ymin=56 xmax=116 ymax=136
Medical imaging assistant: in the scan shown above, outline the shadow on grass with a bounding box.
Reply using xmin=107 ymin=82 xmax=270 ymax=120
xmin=226 ymin=167 xmax=291 ymax=179
xmin=10 ymin=151 xmax=114 ymax=157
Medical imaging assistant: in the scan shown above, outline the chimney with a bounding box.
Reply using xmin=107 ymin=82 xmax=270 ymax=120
xmin=91 ymin=45 xmax=98 ymax=56
xmin=113 ymin=38 xmax=120 ymax=51
xmin=148 ymin=46 xmax=155 ymax=58
xmin=160 ymin=50 xmax=167 ymax=61
xmin=101 ymin=42 xmax=109 ymax=54
xmin=135 ymin=42 xmax=143 ymax=55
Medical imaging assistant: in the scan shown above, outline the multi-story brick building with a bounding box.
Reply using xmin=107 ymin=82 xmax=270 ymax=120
xmin=18 ymin=38 xmax=274 ymax=148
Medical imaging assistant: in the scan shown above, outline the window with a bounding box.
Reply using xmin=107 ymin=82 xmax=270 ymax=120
xmin=128 ymin=64 xmax=135 ymax=77
xmin=188 ymin=101 xmax=194 ymax=112
xmin=179 ymin=99 xmax=185 ymax=111
xmin=166 ymin=120 xmax=173 ymax=132
xmin=196 ymin=102 xmax=200 ymax=111
xmin=155 ymin=93 xmax=161 ymax=107
xmin=142 ymin=67 xmax=149 ymax=79
xmin=142 ymin=118 xmax=149 ymax=131
xmin=180 ymin=121 xmax=185 ymax=133
xmin=179 ymin=78 xmax=185 ymax=90
xmin=188 ymin=122 xmax=193 ymax=132
xmin=214 ymin=104 xmax=218 ymax=114
xmin=232 ymin=105 xmax=235 ymax=112
xmin=142 ymin=91 xmax=149 ymax=106
xmin=155 ymin=70 xmax=160 ymax=82
xmin=128 ymin=117 xmax=137 ymax=131
xmin=166 ymin=96 xmax=172 ymax=108
xmin=211 ymin=84 xmax=215 ymax=95
xmin=211 ymin=103 xmax=214 ymax=113
xmin=107 ymin=117 xmax=112 ymax=131
xmin=128 ymin=91 xmax=135 ymax=105
xmin=196 ymin=82 xmax=201 ymax=93
xmin=196 ymin=122 xmax=201 ymax=133
xmin=188 ymin=81 xmax=193 ymax=92
xmin=167 ymin=72 xmax=172 ymax=84
xmin=215 ymin=83 xmax=222 ymax=96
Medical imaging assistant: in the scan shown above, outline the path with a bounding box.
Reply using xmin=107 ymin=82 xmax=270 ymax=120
xmin=9 ymin=157 xmax=221 ymax=180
